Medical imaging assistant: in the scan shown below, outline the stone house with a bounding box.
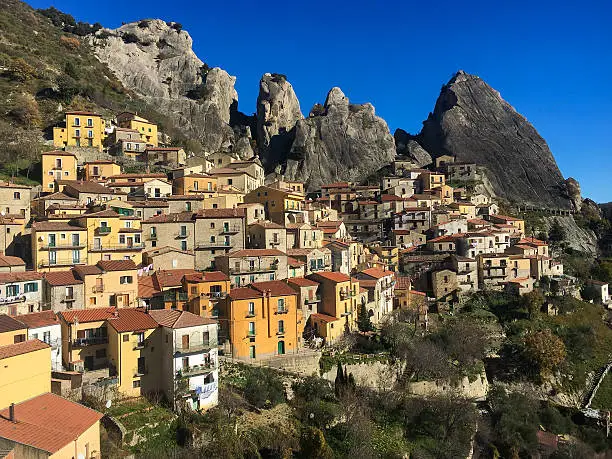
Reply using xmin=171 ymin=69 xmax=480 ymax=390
xmin=287 ymin=247 xmax=332 ymax=276
xmin=194 ymin=208 xmax=247 ymax=270
xmin=247 ymin=221 xmax=287 ymax=252
xmin=141 ymin=212 xmax=196 ymax=253
xmin=0 ymin=271 xmax=43 ymax=316
xmin=42 ymin=270 xmax=85 ymax=312
xmin=215 ymin=249 xmax=288 ymax=287
xmin=142 ymin=246 xmax=196 ymax=271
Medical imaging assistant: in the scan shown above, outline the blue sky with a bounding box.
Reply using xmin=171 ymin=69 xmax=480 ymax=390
xmin=30 ymin=0 xmax=612 ymax=202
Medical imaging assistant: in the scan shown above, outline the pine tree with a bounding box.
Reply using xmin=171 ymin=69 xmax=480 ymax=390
xmin=357 ymin=302 xmax=373 ymax=332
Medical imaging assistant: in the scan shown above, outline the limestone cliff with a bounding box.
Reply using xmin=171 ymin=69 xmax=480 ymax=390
xmin=90 ymin=20 xmax=237 ymax=153
xmin=284 ymin=87 xmax=396 ymax=190
xmin=417 ymin=70 xmax=571 ymax=209
xmin=394 ymin=129 xmax=432 ymax=168
xmin=256 ymin=73 xmax=302 ymax=170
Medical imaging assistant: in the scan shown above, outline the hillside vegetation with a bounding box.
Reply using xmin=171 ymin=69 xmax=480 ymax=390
xmin=0 ymin=0 xmax=187 ymax=183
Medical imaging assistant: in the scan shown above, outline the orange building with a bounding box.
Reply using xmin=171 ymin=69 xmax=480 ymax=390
xmin=182 ymin=271 xmax=230 ymax=318
xmin=220 ymin=280 xmax=302 ymax=359
xmin=172 ymin=174 xmax=217 ymax=196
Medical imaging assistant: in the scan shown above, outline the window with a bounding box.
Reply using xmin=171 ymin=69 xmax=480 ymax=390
xmin=120 ymin=276 xmax=133 ymax=284
xmin=278 ymin=320 xmax=285 ymax=334
xmin=180 ymin=225 xmax=187 ymax=236
xmin=228 ymin=179 xmax=233 ymax=185
xmin=75 ymin=129 xmax=80 ymax=138
xmin=249 ymin=345 xmax=256 ymax=359
xmin=87 ymin=130 xmax=93 ymax=138
xmin=24 ymin=282 xmax=38 ymax=293
xmin=210 ymin=222 xmax=215 ymax=229
xmin=248 ymin=302 xmax=255 ymax=316
xmin=119 ymin=235 xmax=126 ymax=244
xmin=13 ymin=192 xmax=20 ymax=200
xmin=55 ymin=158 xmax=62 ymax=169
xmin=74 ymin=117 xmax=80 ymax=126
xmin=65 ymin=286 xmax=74 ymax=299
xmin=181 ymin=240 xmax=187 ymax=251
xmin=248 ymin=322 xmax=255 ymax=335
xmin=277 ymin=298 xmax=285 ymax=312
xmin=72 ymin=250 xmax=80 ymax=264
xmin=6 ymin=285 xmax=19 ymax=296
xmin=86 ymin=118 xmax=93 ymax=127
xmin=133 ymin=380 xmax=141 ymax=388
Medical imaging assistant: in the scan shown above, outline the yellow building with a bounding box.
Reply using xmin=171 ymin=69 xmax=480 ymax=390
xmin=490 ymin=215 xmax=526 ymax=235
xmin=73 ymin=209 xmax=143 ymax=264
xmin=182 ymin=271 xmax=231 ymax=318
xmin=59 ymin=308 xmax=114 ymax=372
xmin=419 ymin=171 xmax=446 ymax=190
xmin=369 ymin=244 xmax=399 ymax=272
xmin=0 ymin=315 xmax=28 ymax=346
xmin=0 ymin=339 xmax=51 ymax=407
xmin=173 ymin=173 xmax=217 ymax=196
xmin=83 ymin=160 xmax=121 ymax=182
xmin=307 ymin=271 xmax=359 ymax=343
xmin=244 ymin=185 xmax=305 ymax=225
xmin=117 ymin=112 xmax=158 ymax=147
xmin=41 ymin=151 xmax=78 ymax=192
xmin=106 ymin=308 xmax=159 ymax=397
xmin=74 ymin=260 xmax=139 ymax=309
xmin=31 ymin=221 xmax=88 ymax=272
xmin=220 ymin=281 xmax=302 ymax=359
xmin=0 ymin=392 xmax=103 ymax=459
xmin=52 ymin=111 xmax=106 ymax=150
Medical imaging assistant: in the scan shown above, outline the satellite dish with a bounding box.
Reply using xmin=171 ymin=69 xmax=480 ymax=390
xmin=105 ymin=400 xmax=112 ymax=409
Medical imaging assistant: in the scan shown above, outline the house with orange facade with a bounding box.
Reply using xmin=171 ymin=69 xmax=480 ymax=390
xmin=219 ymin=280 xmax=302 ymax=359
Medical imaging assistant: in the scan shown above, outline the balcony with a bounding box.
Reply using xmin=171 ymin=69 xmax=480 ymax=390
xmin=89 ymin=243 xmax=144 ymax=252
xmin=340 ymin=291 xmax=356 ymax=300
xmin=97 ymin=226 xmax=112 ymax=235
xmin=201 ymin=291 xmax=227 ymax=299
xmin=230 ymin=265 xmax=277 ymax=275
xmin=195 ymin=242 xmax=233 ymax=250
xmin=147 ymin=233 xmax=158 ymax=240
xmin=176 ymin=231 xmax=190 ymax=239
xmin=2 ymin=294 xmax=26 ymax=304
xmin=304 ymin=295 xmax=321 ymax=305
xmin=134 ymin=341 xmax=146 ymax=350
xmin=341 ymin=310 xmax=353 ymax=317
xmin=175 ymin=362 xmax=215 ymax=379
xmin=71 ymin=336 xmax=108 ymax=347
xmin=40 ymin=243 xmax=85 ymax=250
xmin=133 ymin=366 xmax=147 ymax=377
xmin=275 ymin=308 xmax=289 ymax=315
xmin=174 ymin=340 xmax=217 ymax=355
xmin=92 ymin=285 xmax=104 ymax=293
xmin=220 ymin=225 xmax=241 ymax=235
xmin=39 ymin=259 xmax=84 ymax=268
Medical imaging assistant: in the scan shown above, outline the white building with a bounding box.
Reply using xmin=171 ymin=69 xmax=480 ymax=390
xmin=353 ymin=267 xmax=395 ymax=324
xmin=16 ymin=310 xmax=63 ymax=371
xmin=149 ymin=310 xmax=219 ymax=411
xmin=0 ymin=272 xmax=43 ymax=316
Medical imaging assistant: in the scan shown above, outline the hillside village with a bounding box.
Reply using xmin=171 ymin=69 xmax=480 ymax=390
xmin=2 ymin=106 xmax=610 ymax=457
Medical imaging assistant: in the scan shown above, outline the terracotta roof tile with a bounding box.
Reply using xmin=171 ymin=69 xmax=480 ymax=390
xmin=64 ymin=181 xmax=114 ymax=194
xmin=195 ymin=208 xmax=246 ymax=218
xmin=32 ymin=221 xmax=85 ymax=232
xmin=106 ymin=308 xmax=159 ymax=332
xmin=14 ymin=311 xmax=58 ymax=329
xmin=309 ymin=313 xmax=340 ymax=323
xmin=152 ymin=269 xmax=198 ymax=289
xmin=286 ymin=277 xmax=319 ymax=287
xmin=138 ymin=276 xmax=159 ymax=299
xmin=250 ymin=280 xmax=297 ymax=297
xmin=226 ymin=249 xmax=285 ymax=257
xmin=0 ymin=272 xmax=42 ymax=284
xmin=143 ymin=212 xmax=194 ymax=223
xmin=228 ymin=287 xmax=262 ymax=300
xmin=59 ymin=308 xmax=116 ymax=324
xmin=73 ymin=265 xmax=103 ymax=277
xmin=0 ymin=315 xmax=27 ymax=333
xmin=0 ymin=339 xmax=49 ymax=360
xmin=309 ymin=271 xmax=351 ymax=283
xmin=183 ymin=271 xmax=229 ymax=283
xmin=97 ymin=259 xmax=137 ymax=272
xmin=0 ymin=255 xmax=26 ymax=268
xmin=359 ymin=267 xmax=394 ymax=279
xmin=0 ymin=393 xmax=102 ymax=454
xmin=149 ymin=309 xmax=215 ymax=328
xmin=287 ymin=257 xmax=305 ymax=267
xmin=249 ymin=220 xmax=284 ymax=229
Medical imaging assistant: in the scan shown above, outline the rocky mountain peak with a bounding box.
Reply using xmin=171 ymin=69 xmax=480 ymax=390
xmin=417 ymin=70 xmax=570 ymax=209
xmin=324 ymin=87 xmax=348 ymax=107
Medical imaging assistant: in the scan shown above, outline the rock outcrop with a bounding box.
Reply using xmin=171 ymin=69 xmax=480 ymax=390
xmin=564 ymin=177 xmax=582 ymax=212
xmin=417 ymin=70 xmax=570 ymax=209
xmin=256 ymin=73 xmax=302 ymax=170
xmin=284 ymin=87 xmax=396 ymax=190
xmin=394 ymin=129 xmax=433 ymax=167
xmin=90 ymin=20 xmax=237 ymax=153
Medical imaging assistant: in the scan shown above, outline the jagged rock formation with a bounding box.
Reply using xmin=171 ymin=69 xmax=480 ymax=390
xmin=90 ymin=20 xmax=237 ymax=153
xmin=256 ymin=73 xmax=302 ymax=170
xmin=564 ymin=177 xmax=582 ymax=212
xmin=284 ymin=88 xmax=396 ymax=190
xmin=417 ymin=70 xmax=570 ymax=209
xmin=394 ymin=129 xmax=432 ymax=167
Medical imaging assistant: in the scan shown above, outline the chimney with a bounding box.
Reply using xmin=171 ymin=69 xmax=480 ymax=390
xmin=9 ymin=403 xmax=15 ymax=422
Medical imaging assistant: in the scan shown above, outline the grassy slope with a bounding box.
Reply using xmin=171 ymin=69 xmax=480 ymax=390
xmin=0 ymin=0 xmax=186 ymax=183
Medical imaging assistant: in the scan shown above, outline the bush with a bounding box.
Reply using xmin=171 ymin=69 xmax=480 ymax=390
xmin=243 ymin=367 xmax=285 ymax=409
xmin=59 ymin=35 xmax=80 ymax=50
xmin=186 ymin=83 xmax=209 ymax=100
xmin=122 ymin=32 xmax=140 ymax=44
xmin=9 ymin=94 xmax=41 ymax=127
xmin=7 ymin=58 xmax=36 ymax=82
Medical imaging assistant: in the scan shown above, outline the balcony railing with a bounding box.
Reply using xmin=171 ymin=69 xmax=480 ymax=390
xmin=195 ymin=242 xmax=233 ymax=249
xmin=304 ymin=295 xmax=321 ymax=305
xmin=71 ymin=336 xmax=108 ymax=347
xmin=89 ymin=244 xmax=144 ymax=252
xmin=201 ymin=291 xmax=227 ymax=299
xmin=39 ymin=259 xmax=84 ymax=268
xmin=220 ymin=226 xmax=241 ymax=235
xmin=175 ymin=340 xmax=217 ymax=354
xmin=133 ymin=366 xmax=147 ymax=377
xmin=40 ymin=243 xmax=85 ymax=250
xmin=275 ymin=308 xmax=289 ymax=315
xmin=175 ymin=362 xmax=215 ymax=379
xmin=134 ymin=341 xmax=146 ymax=350
xmin=147 ymin=233 xmax=158 ymax=240
xmin=176 ymin=231 xmax=189 ymax=239
xmin=92 ymin=285 xmax=104 ymax=293
xmin=229 ymin=265 xmax=277 ymax=274
xmin=98 ymin=226 xmax=112 ymax=234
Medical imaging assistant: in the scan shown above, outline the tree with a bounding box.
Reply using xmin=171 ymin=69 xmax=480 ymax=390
xmin=548 ymin=219 xmax=566 ymax=244
xmin=299 ymin=427 xmax=333 ymax=459
xmin=7 ymin=58 xmax=36 ymax=82
xmin=9 ymin=94 xmax=41 ymax=127
xmin=243 ymin=367 xmax=285 ymax=409
xmin=521 ymin=289 xmax=545 ymax=319
xmin=523 ymin=329 xmax=566 ymax=378
xmin=357 ymin=302 xmax=373 ymax=332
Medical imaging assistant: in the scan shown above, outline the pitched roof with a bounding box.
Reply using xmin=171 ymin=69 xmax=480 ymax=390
xmin=143 ymin=212 xmax=194 ymax=223
xmin=59 ymin=308 xmax=116 ymax=324
xmin=0 ymin=392 xmax=102 ymax=454
xmin=287 ymin=257 xmax=305 ymax=268
xmin=0 ymin=272 xmax=43 ymax=284
xmin=37 ymin=191 xmax=77 ymax=201
xmin=63 ymin=181 xmax=116 ymax=194
xmin=143 ymin=246 xmax=194 ymax=257
xmin=226 ymin=249 xmax=286 ymax=257
xmin=152 ymin=269 xmax=198 ymax=289
xmin=31 ymin=221 xmax=85 ymax=232
xmin=0 ymin=339 xmax=49 ymax=360
xmin=41 ymin=150 xmax=77 ymax=157
xmin=359 ymin=267 xmax=394 ymax=279
xmin=97 ymin=259 xmax=137 ymax=272
xmin=106 ymin=308 xmax=159 ymax=332
xmin=138 ymin=276 xmax=159 ymax=299
xmin=309 ymin=271 xmax=351 ymax=283
xmin=129 ymin=200 xmax=169 ymax=208
xmin=73 ymin=264 xmax=103 ymax=277
xmin=183 ymin=271 xmax=229 ymax=283
xmin=0 ymin=255 xmax=25 ymax=268
xmin=309 ymin=313 xmax=340 ymax=323
xmin=195 ymin=208 xmax=246 ymax=218
xmin=14 ymin=311 xmax=58 ymax=329
xmin=0 ymin=315 xmax=27 ymax=333
xmin=148 ymin=309 xmax=215 ymax=328
xmin=286 ymin=277 xmax=319 ymax=288
xmin=249 ymin=220 xmax=284 ymax=229
xmin=394 ymin=275 xmax=411 ymax=290
xmin=250 ymin=280 xmax=297 ymax=296
xmin=228 ymin=287 xmax=262 ymax=300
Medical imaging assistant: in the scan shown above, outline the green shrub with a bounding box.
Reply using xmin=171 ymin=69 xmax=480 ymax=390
xmin=243 ymin=367 xmax=285 ymax=409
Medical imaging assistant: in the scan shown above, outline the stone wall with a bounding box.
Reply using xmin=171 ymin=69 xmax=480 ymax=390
xmin=321 ymin=360 xmax=397 ymax=390
xmin=406 ymin=370 xmax=489 ymax=400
